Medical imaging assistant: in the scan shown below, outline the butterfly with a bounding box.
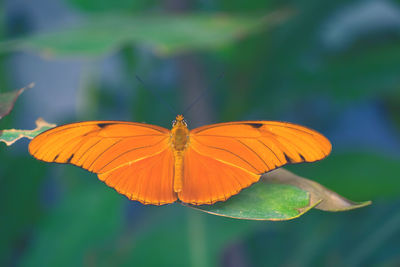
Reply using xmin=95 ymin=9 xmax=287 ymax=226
xmin=29 ymin=115 xmax=331 ymax=205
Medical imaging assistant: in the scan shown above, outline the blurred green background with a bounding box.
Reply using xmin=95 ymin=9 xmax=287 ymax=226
xmin=1 ymin=0 xmax=400 ymax=266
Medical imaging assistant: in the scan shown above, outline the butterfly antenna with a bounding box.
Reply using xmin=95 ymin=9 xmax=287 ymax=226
xmin=135 ymin=75 xmax=176 ymax=115
xmin=183 ymin=72 xmax=225 ymax=115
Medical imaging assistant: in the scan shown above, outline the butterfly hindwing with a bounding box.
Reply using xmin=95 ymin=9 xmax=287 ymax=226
xmin=178 ymin=146 xmax=259 ymax=205
xmin=98 ymin=148 xmax=176 ymax=205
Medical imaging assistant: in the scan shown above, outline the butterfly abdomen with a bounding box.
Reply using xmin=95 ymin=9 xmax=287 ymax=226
xmin=173 ymin=151 xmax=184 ymax=193
xmin=170 ymin=115 xmax=190 ymax=194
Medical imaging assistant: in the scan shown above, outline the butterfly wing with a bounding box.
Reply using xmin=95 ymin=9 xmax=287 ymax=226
xmin=178 ymin=121 xmax=331 ymax=204
xmin=29 ymin=121 xmax=177 ymax=205
xmin=179 ymin=146 xmax=259 ymax=204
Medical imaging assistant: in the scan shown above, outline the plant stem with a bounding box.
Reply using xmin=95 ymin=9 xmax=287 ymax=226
xmin=187 ymin=210 xmax=208 ymax=267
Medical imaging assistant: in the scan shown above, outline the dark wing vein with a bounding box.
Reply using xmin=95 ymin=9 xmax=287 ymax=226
xmin=78 ymin=139 xmax=104 ymax=166
xmin=257 ymin=139 xmax=283 ymax=165
xmin=192 ymin=137 xmax=260 ymax=173
xmin=87 ymin=138 xmax=125 ymax=170
xmin=236 ymin=139 xmax=270 ymax=171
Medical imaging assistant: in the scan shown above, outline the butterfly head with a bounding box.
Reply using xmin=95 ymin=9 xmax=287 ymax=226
xmin=171 ymin=115 xmax=189 ymax=151
xmin=172 ymin=114 xmax=187 ymax=128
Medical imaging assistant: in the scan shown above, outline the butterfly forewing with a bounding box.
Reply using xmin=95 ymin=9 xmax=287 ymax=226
xmin=190 ymin=121 xmax=331 ymax=174
xmin=29 ymin=121 xmax=176 ymax=205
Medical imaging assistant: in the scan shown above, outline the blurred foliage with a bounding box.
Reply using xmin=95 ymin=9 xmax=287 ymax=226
xmin=20 ymin=176 xmax=123 ymax=267
xmin=241 ymin=204 xmax=400 ymax=266
xmin=1 ymin=0 xmax=400 ymax=266
xmin=0 ymin=12 xmax=289 ymax=57
xmin=68 ymin=0 xmax=156 ymax=13
xmin=0 ymin=155 xmax=47 ymax=266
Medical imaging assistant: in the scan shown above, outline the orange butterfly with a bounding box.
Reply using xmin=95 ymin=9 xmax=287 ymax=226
xmin=29 ymin=115 xmax=331 ymax=205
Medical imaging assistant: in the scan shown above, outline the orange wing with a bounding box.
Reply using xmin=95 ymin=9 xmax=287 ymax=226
xmin=29 ymin=121 xmax=177 ymax=205
xmin=178 ymin=121 xmax=331 ymax=204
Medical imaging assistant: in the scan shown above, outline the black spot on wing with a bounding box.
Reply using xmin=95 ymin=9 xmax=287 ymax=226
xmin=284 ymin=153 xmax=306 ymax=164
xmin=284 ymin=153 xmax=295 ymax=164
xmin=66 ymin=154 xmax=74 ymax=163
xmin=246 ymin=123 xmax=263 ymax=129
xmin=97 ymin=123 xmax=114 ymax=129
xmin=53 ymin=155 xmax=59 ymax=161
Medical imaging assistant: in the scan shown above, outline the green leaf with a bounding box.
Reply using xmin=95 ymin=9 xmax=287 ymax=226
xmin=264 ymin=168 xmax=371 ymax=212
xmin=0 ymin=11 xmax=292 ymax=58
xmin=0 ymin=118 xmax=55 ymax=146
xmin=189 ymin=183 xmax=313 ymax=221
xmin=0 ymin=83 xmax=34 ymax=120
xmin=190 ymin=169 xmax=370 ymax=220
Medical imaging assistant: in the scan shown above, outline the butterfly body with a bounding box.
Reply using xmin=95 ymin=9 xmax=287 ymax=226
xmin=29 ymin=115 xmax=331 ymax=205
xmin=170 ymin=115 xmax=189 ymax=193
